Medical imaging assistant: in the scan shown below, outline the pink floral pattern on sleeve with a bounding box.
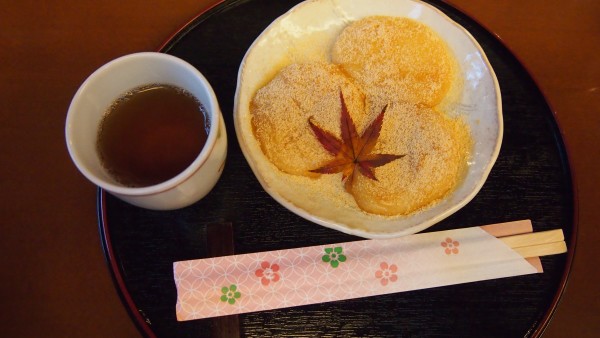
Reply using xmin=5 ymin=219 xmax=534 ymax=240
xmin=375 ymin=262 xmax=398 ymax=286
xmin=175 ymin=226 xmax=541 ymax=321
xmin=255 ymin=261 xmax=280 ymax=286
xmin=441 ymin=237 xmax=460 ymax=255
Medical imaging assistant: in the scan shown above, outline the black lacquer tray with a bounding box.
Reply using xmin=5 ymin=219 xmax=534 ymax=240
xmin=98 ymin=0 xmax=577 ymax=337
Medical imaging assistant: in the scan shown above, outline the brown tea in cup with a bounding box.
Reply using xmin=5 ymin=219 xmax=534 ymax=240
xmin=96 ymin=83 xmax=210 ymax=187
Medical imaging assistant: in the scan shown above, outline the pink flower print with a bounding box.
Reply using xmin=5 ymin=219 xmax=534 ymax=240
xmin=375 ymin=262 xmax=398 ymax=286
xmin=441 ymin=237 xmax=460 ymax=255
xmin=255 ymin=261 xmax=280 ymax=286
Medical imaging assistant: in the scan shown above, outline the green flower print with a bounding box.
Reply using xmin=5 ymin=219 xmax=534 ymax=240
xmin=322 ymin=246 xmax=347 ymax=268
xmin=220 ymin=284 xmax=241 ymax=305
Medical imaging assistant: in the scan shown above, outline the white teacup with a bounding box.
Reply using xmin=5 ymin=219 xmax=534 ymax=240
xmin=66 ymin=52 xmax=227 ymax=210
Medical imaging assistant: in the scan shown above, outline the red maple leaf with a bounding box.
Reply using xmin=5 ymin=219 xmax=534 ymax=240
xmin=308 ymin=91 xmax=405 ymax=192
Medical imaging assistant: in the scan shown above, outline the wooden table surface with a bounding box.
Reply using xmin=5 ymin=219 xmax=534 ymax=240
xmin=1 ymin=1 xmax=598 ymax=337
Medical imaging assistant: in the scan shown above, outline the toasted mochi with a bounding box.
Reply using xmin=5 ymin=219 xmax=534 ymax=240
xmin=332 ymin=16 xmax=457 ymax=108
xmin=250 ymin=62 xmax=367 ymax=176
xmin=350 ymin=102 xmax=470 ymax=216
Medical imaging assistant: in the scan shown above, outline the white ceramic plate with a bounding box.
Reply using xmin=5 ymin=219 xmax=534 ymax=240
xmin=233 ymin=0 xmax=502 ymax=238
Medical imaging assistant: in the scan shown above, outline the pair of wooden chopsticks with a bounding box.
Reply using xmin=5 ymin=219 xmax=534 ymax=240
xmin=499 ymin=229 xmax=567 ymax=258
xmin=480 ymin=219 xmax=567 ymax=272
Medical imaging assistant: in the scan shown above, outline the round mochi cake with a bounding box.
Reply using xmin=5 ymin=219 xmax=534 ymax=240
xmin=331 ymin=16 xmax=458 ymax=108
xmin=250 ymin=62 xmax=367 ymax=176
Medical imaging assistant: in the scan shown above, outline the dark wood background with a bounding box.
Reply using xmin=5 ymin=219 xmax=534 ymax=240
xmin=1 ymin=0 xmax=598 ymax=337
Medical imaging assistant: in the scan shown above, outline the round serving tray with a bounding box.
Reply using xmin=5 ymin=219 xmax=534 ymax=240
xmin=98 ymin=0 xmax=576 ymax=337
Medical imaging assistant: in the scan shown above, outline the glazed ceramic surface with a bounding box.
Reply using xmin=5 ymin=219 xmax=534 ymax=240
xmin=67 ymin=52 xmax=227 ymax=210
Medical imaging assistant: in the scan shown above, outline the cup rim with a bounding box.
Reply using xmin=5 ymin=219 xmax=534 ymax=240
xmin=65 ymin=52 xmax=220 ymax=196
